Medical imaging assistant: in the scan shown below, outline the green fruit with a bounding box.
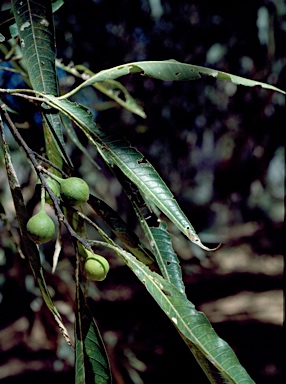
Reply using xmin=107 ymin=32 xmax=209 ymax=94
xmin=26 ymin=211 xmax=56 ymax=244
xmin=49 ymin=176 xmax=89 ymax=206
xmin=45 ymin=179 xmax=60 ymax=204
xmin=84 ymin=251 xmax=109 ymax=281
xmin=60 ymin=177 xmax=89 ymax=206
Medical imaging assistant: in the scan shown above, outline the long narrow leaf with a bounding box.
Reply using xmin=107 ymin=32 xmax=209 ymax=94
xmin=43 ymin=112 xmax=74 ymax=168
xmin=42 ymin=116 xmax=64 ymax=176
xmin=57 ymin=61 xmax=146 ymax=118
xmin=59 ymin=59 xmax=285 ymax=96
xmin=110 ymin=170 xmax=186 ymax=295
xmin=149 ymin=221 xmax=186 ymax=295
xmin=12 ymin=0 xmax=58 ymax=95
xmin=105 ymin=244 xmax=255 ymax=384
xmin=12 ymin=0 xmax=72 ymax=168
xmin=43 ymin=96 xmax=219 ymax=252
xmin=75 ymin=286 xmax=112 ymax=384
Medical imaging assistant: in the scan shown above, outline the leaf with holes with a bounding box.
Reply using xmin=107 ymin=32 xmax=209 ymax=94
xmin=57 ymin=62 xmax=146 ymax=118
xmin=61 ymin=59 xmax=285 ymax=96
xmin=12 ymin=0 xmax=58 ymax=95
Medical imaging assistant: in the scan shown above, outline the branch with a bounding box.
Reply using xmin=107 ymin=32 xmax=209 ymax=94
xmin=0 ymin=103 xmax=91 ymax=251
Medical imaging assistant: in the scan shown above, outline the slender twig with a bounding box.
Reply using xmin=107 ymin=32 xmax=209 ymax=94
xmin=32 ymin=151 xmax=69 ymax=177
xmin=0 ymin=89 xmax=47 ymax=108
xmin=0 ymin=88 xmax=41 ymax=96
xmin=0 ymin=103 xmax=91 ymax=250
xmin=0 ymin=91 xmax=46 ymax=104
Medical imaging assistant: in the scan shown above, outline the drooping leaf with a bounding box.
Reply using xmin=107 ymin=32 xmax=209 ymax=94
xmin=60 ymin=59 xmax=285 ymax=95
xmin=75 ymin=286 xmax=112 ymax=384
xmin=43 ymin=96 xmax=219 ymax=252
xmin=89 ymin=129 xmax=219 ymax=252
xmin=73 ymin=217 xmax=253 ymax=384
xmin=104 ymin=244 xmax=255 ymax=384
xmin=56 ymin=61 xmax=146 ymax=118
xmin=0 ymin=120 xmax=72 ymax=346
xmin=110 ymin=170 xmax=185 ymax=294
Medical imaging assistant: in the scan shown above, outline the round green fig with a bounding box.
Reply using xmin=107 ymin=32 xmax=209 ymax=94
xmin=49 ymin=175 xmax=89 ymax=206
xmin=26 ymin=211 xmax=56 ymax=244
xmin=84 ymin=251 xmax=109 ymax=281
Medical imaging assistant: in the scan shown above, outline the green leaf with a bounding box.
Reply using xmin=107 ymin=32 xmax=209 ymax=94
xmin=110 ymin=170 xmax=185 ymax=293
xmin=43 ymin=96 xmax=219 ymax=251
xmin=12 ymin=0 xmax=58 ymax=95
xmin=88 ymin=194 xmax=156 ymax=267
xmin=2 ymin=1 xmax=64 ymax=40
xmin=108 ymin=245 xmax=255 ymax=384
xmin=43 ymin=111 xmax=73 ymax=169
xmin=42 ymin=117 xmax=64 ymax=176
xmin=149 ymin=221 xmax=186 ymax=295
xmin=75 ymin=287 xmax=112 ymax=384
xmin=57 ymin=61 xmax=146 ymax=118
xmin=91 ymin=129 xmax=218 ymax=251
xmin=93 ymin=78 xmax=146 ymax=118
xmin=12 ymin=0 xmax=72 ymax=169
xmin=52 ymin=0 xmax=64 ymax=13
xmin=0 ymin=122 xmax=72 ymax=346
xmin=61 ymin=112 xmax=100 ymax=170
xmin=66 ymin=59 xmax=285 ymax=95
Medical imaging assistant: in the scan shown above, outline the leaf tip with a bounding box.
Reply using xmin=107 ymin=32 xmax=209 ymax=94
xmin=186 ymin=229 xmax=222 ymax=251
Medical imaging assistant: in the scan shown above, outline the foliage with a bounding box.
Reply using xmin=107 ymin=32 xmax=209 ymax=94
xmin=0 ymin=1 xmax=284 ymax=383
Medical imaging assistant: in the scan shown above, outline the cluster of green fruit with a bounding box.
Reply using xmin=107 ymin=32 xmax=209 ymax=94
xmin=25 ymin=175 xmax=109 ymax=281
xmin=27 ymin=175 xmax=90 ymax=244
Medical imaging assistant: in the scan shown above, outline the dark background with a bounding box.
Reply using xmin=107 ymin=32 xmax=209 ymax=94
xmin=0 ymin=0 xmax=284 ymax=383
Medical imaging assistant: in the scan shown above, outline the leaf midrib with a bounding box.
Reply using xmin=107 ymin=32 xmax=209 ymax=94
xmin=26 ymin=0 xmax=48 ymax=94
